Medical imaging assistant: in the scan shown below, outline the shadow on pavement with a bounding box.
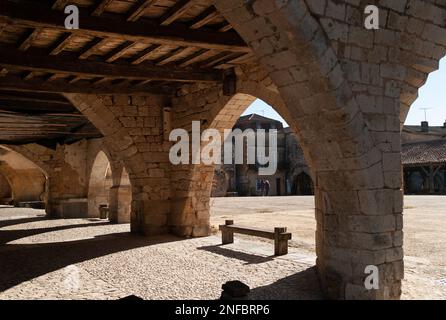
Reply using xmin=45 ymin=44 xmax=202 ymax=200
xmin=249 ymin=267 xmax=323 ymax=300
xmin=197 ymin=244 xmax=275 ymax=265
xmin=0 ymin=231 xmax=183 ymax=293
xmin=0 ymin=220 xmax=111 ymax=245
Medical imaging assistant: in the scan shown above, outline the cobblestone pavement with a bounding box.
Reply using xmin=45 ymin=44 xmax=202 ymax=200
xmin=1 ymin=195 xmax=446 ymax=300
xmin=0 ymin=206 xmax=321 ymax=300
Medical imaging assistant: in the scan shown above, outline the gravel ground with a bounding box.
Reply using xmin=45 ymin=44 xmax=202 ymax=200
xmin=0 ymin=196 xmax=445 ymax=300
xmin=210 ymin=196 xmax=446 ymax=300
xmin=0 ymin=206 xmax=320 ymax=300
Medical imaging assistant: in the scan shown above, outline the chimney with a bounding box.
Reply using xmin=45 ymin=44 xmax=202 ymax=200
xmin=421 ymin=121 xmax=429 ymax=132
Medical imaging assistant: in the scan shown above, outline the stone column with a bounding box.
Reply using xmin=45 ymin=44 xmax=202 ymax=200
xmin=169 ymin=163 xmax=213 ymax=237
xmin=109 ymin=185 xmax=131 ymax=224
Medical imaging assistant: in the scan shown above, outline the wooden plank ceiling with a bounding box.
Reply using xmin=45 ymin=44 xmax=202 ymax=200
xmin=0 ymin=0 xmax=254 ymax=145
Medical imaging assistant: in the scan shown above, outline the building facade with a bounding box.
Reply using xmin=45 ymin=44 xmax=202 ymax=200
xmin=211 ymin=114 xmax=313 ymax=197
xmin=212 ymin=117 xmax=446 ymax=197
xmin=402 ymin=122 xmax=446 ymax=195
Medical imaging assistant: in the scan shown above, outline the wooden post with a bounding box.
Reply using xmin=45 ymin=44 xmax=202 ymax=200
xmin=429 ymin=165 xmax=435 ymax=194
xmin=222 ymin=220 xmax=234 ymax=244
xmin=274 ymin=227 xmax=288 ymax=256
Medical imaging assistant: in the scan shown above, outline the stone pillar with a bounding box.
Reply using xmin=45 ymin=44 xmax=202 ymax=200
xmin=213 ymin=0 xmax=406 ymax=299
xmin=109 ymin=185 xmax=131 ymax=224
xmin=45 ymin=141 xmax=89 ymax=218
xmin=315 ymin=167 xmax=404 ymax=299
xmin=170 ymin=163 xmax=213 ymax=237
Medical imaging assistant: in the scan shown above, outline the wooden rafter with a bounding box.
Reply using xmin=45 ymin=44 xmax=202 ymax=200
xmin=219 ymin=23 xmax=233 ymax=33
xmin=46 ymin=74 xmax=60 ymax=81
xmin=0 ymin=99 xmax=73 ymax=111
xmin=18 ymin=28 xmax=42 ymax=51
xmin=155 ymin=47 xmax=188 ymax=66
xmin=22 ymin=71 xmax=35 ymax=81
xmin=0 ymin=92 xmax=71 ymax=105
xmin=190 ymin=7 xmax=219 ymax=29
xmin=160 ymin=0 xmax=197 ymax=26
xmin=68 ymin=76 xmax=83 ymax=84
xmin=93 ymin=77 xmax=116 ymax=85
xmin=0 ymin=74 xmax=176 ymax=94
xmin=104 ymin=41 xmax=137 ymax=63
xmin=131 ymin=44 xmax=162 ymax=65
xmin=198 ymin=51 xmax=234 ymax=68
xmin=127 ymin=0 xmax=158 ymax=22
xmin=91 ymin=0 xmax=114 ymax=17
xmin=49 ymin=33 xmax=75 ymax=55
xmin=210 ymin=52 xmax=248 ymax=68
xmin=78 ymin=37 xmax=109 ymax=60
xmin=0 ymin=1 xmax=249 ymax=53
xmin=177 ymin=49 xmax=210 ymax=67
xmin=52 ymin=0 xmax=70 ymax=10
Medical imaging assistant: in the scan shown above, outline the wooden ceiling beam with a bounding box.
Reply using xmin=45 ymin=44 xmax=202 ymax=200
xmin=190 ymin=7 xmax=219 ymax=29
xmin=0 ymin=46 xmax=222 ymax=82
xmin=219 ymin=23 xmax=233 ymax=33
xmin=177 ymin=49 xmax=209 ymax=67
xmin=127 ymin=0 xmax=158 ymax=22
xmin=0 ymin=93 xmax=70 ymax=105
xmin=104 ymin=41 xmax=137 ymax=63
xmin=22 ymin=71 xmax=35 ymax=81
xmin=0 ymin=1 xmax=248 ymax=52
xmin=78 ymin=37 xmax=109 ymax=60
xmin=0 ymin=75 xmax=176 ymax=95
xmin=0 ymin=99 xmax=71 ymax=110
xmin=18 ymin=27 xmax=42 ymax=51
xmin=52 ymin=0 xmax=70 ymax=10
xmin=155 ymin=47 xmax=188 ymax=66
xmin=131 ymin=44 xmax=162 ymax=65
xmin=91 ymin=0 xmax=114 ymax=17
xmin=160 ymin=0 xmax=197 ymax=26
xmin=49 ymin=33 xmax=75 ymax=55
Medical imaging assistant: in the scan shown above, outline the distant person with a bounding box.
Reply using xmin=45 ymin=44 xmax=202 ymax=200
xmin=264 ymin=180 xmax=270 ymax=196
xmin=259 ymin=179 xmax=265 ymax=196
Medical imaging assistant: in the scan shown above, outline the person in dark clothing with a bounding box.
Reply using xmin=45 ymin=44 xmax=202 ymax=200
xmin=259 ymin=179 xmax=265 ymax=196
xmin=264 ymin=179 xmax=270 ymax=196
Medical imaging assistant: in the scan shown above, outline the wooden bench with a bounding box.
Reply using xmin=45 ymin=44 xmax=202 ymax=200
xmin=219 ymin=220 xmax=292 ymax=256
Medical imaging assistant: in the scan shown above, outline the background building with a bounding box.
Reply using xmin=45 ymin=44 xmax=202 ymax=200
xmin=211 ymin=114 xmax=313 ymax=197
xmin=212 ymin=116 xmax=446 ymax=197
xmin=402 ymin=122 xmax=446 ymax=194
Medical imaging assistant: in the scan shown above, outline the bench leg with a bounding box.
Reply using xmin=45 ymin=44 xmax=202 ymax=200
xmin=222 ymin=230 xmax=234 ymax=244
xmin=222 ymin=220 xmax=234 ymax=245
xmin=274 ymin=227 xmax=288 ymax=256
xmin=274 ymin=238 xmax=288 ymax=256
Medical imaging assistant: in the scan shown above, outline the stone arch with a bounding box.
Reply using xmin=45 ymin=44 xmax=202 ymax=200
xmin=87 ymin=150 xmax=112 ymax=218
xmin=64 ymin=93 xmax=171 ymax=235
xmin=115 ymin=167 xmax=132 ymax=223
xmin=211 ymin=0 xmax=405 ymax=300
xmin=293 ymin=171 xmax=314 ymax=196
xmin=0 ymin=147 xmax=48 ymax=205
xmin=0 ymin=145 xmax=51 ymax=178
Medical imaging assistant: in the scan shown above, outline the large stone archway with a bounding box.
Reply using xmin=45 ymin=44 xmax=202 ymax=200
xmin=0 ymin=0 xmax=443 ymax=300
xmin=87 ymin=150 xmax=112 ymax=218
xmin=209 ymin=0 xmax=411 ymax=300
xmin=0 ymin=146 xmax=48 ymax=205
xmin=64 ymin=94 xmax=173 ymax=234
